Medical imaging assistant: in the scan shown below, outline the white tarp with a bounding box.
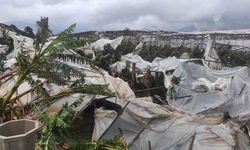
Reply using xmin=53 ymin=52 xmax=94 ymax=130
xmin=5 ymin=30 xmax=34 ymax=60
xmin=101 ymin=98 xmax=249 ymax=150
xmin=170 ymin=61 xmax=250 ymax=126
xmin=110 ymin=61 xmax=126 ymax=73
xmin=172 ymin=62 xmax=250 ymax=93
xmin=151 ymin=57 xmax=184 ymax=72
xmin=113 ymin=54 xmax=197 ymax=88
xmin=91 ymin=36 xmax=124 ymax=51
xmin=151 ymin=57 xmax=188 ymax=88
xmin=121 ymin=53 xmax=151 ymax=72
xmin=92 ymin=107 xmax=117 ymax=140
xmin=120 ymin=54 xmax=188 ymax=73
xmin=48 ymin=94 xmax=96 ymax=113
xmin=0 ymin=44 xmax=8 ymax=53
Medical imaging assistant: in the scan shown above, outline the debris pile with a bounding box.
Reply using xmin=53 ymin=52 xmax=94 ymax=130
xmin=1 ymin=23 xmax=250 ymax=150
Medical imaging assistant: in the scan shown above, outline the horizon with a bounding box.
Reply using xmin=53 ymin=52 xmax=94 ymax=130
xmin=3 ymin=21 xmax=250 ymax=35
xmin=1 ymin=0 xmax=250 ymax=33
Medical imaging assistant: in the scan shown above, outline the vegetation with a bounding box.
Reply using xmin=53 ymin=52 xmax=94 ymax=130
xmin=138 ymin=44 xmax=204 ymax=62
xmin=94 ymin=44 xmax=121 ymax=71
xmin=33 ymin=97 xmax=83 ymax=150
xmin=119 ymin=61 xmax=132 ymax=81
xmin=34 ymin=96 xmax=127 ymax=150
xmin=0 ymin=17 xmax=108 ymax=122
xmin=216 ymin=44 xmax=250 ymax=67
xmin=24 ymin=26 xmax=35 ymax=38
xmin=0 ymin=17 xmax=127 ymax=150
xmin=0 ymin=29 xmax=14 ymax=55
xmin=0 ymin=53 xmax=6 ymax=72
xmin=68 ymin=136 xmax=128 ymax=150
xmin=116 ymin=40 xmax=135 ymax=55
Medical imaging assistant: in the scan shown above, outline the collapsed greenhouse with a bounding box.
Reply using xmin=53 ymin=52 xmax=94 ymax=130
xmin=1 ymin=21 xmax=250 ymax=150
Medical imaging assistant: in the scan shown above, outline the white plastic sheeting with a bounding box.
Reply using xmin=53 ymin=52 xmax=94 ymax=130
xmin=171 ymin=61 xmax=250 ymax=127
xmin=133 ymin=42 xmax=143 ymax=55
xmin=0 ymin=66 xmax=135 ymax=106
xmin=173 ymin=62 xmax=250 ymax=93
xmin=0 ymin=44 xmax=8 ymax=53
xmin=121 ymin=53 xmax=152 ymax=72
xmin=1 ymin=48 xmax=135 ymax=107
xmin=151 ymin=57 xmax=187 ymax=88
xmin=151 ymin=57 xmax=184 ymax=72
xmin=126 ymin=99 xmax=171 ymax=124
xmin=113 ymin=53 xmax=196 ymax=88
xmin=101 ymin=98 xmax=249 ymax=150
xmin=48 ymin=94 xmax=96 ymax=113
xmin=5 ymin=30 xmax=34 ymax=60
xmin=120 ymin=54 xmax=189 ymax=73
xmin=70 ymin=61 xmax=135 ymax=99
xmin=0 ymin=27 xmax=34 ymax=68
xmin=105 ymin=74 xmax=135 ymax=99
xmin=203 ymin=35 xmax=221 ymax=69
xmin=0 ymin=74 xmax=59 ymax=105
xmin=91 ymin=36 xmax=124 ymax=51
xmin=92 ymin=107 xmax=117 ymax=140
xmin=110 ymin=61 xmax=126 ymax=73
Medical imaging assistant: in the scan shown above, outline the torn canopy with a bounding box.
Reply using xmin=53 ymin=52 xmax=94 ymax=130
xmin=170 ymin=62 xmax=250 ymax=129
xmin=100 ymin=99 xmax=249 ymax=150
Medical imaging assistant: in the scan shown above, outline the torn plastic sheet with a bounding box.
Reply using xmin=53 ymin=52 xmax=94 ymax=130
xmin=92 ymin=107 xmax=117 ymax=140
xmin=121 ymin=53 xmax=152 ymax=72
xmin=91 ymin=36 xmax=124 ymax=51
xmin=172 ymin=62 xmax=250 ymax=93
xmin=100 ymin=98 xmax=249 ymax=150
xmin=171 ymin=61 xmax=250 ymax=121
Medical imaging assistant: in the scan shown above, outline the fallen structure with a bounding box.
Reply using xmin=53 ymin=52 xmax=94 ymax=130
xmin=1 ymin=24 xmax=250 ymax=150
xmin=95 ymin=35 xmax=250 ymax=150
xmin=98 ymin=98 xmax=249 ymax=150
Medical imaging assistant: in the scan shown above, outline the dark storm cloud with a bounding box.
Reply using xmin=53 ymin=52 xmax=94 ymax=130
xmin=0 ymin=0 xmax=250 ymax=32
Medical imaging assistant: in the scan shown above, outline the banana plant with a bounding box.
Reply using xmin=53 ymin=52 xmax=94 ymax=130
xmin=33 ymin=97 xmax=84 ymax=150
xmin=0 ymin=17 xmax=108 ymax=122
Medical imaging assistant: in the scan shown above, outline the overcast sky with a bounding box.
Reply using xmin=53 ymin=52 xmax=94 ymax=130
xmin=0 ymin=0 xmax=250 ymax=33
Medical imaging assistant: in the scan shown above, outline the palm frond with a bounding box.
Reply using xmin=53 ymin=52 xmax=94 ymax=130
xmin=16 ymin=49 xmax=32 ymax=72
xmin=26 ymin=76 xmax=50 ymax=102
xmin=51 ymin=60 xmax=83 ymax=78
xmin=41 ymin=24 xmax=76 ymax=55
xmin=50 ymin=53 xmax=92 ymax=65
xmin=70 ymin=77 xmax=85 ymax=87
xmin=83 ymin=84 xmax=112 ymax=96
xmin=32 ymin=104 xmax=50 ymax=126
xmin=31 ymin=65 xmax=68 ymax=86
xmin=31 ymin=58 xmax=84 ymax=85
xmin=61 ymin=38 xmax=88 ymax=50
xmin=34 ymin=96 xmax=84 ymax=149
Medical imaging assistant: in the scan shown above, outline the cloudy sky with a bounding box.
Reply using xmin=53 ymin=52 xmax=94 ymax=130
xmin=0 ymin=0 xmax=250 ymax=33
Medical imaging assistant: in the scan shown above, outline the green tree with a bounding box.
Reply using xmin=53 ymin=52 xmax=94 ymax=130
xmin=24 ymin=26 xmax=35 ymax=38
xmin=0 ymin=53 xmax=6 ymax=72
